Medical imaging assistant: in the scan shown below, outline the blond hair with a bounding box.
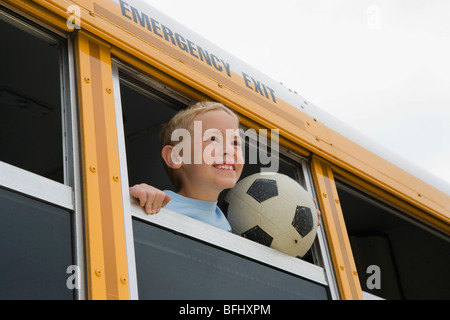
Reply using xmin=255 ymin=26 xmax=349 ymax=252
xmin=160 ymin=101 xmax=239 ymax=190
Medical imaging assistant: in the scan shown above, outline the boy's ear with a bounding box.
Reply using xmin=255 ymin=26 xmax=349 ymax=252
xmin=161 ymin=145 xmax=182 ymax=169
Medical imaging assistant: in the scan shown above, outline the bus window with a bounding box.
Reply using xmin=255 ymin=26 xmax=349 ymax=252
xmin=336 ymin=180 xmax=450 ymax=299
xmin=118 ymin=68 xmax=321 ymax=264
xmin=115 ymin=66 xmax=332 ymax=299
xmin=0 ymin=9 xmax=80 ymax=300
xmin=0 ymin=12 xmax=64 ymax=183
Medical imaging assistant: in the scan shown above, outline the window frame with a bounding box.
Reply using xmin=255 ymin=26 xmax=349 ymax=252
xmin=112 ymin=62 xmax=339 ymax=299
xmin=335 ymin=177 xmax=450 ymax=300
xmin=0 ymin=5 xmax=85 ymax=299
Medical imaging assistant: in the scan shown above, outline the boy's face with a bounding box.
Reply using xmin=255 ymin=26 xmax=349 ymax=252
xmin=177 ymin=109 xmax=244 ymax=200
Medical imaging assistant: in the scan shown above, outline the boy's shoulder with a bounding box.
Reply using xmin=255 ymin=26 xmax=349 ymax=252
xmin=163 ymin=190 xmax=231 ymax=232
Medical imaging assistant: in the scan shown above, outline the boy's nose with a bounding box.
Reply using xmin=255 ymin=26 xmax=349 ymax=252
xmin=224 ymin=142 xmax=235 ymax=156
xmin=218 ymin=146 xmax=232 ymax=164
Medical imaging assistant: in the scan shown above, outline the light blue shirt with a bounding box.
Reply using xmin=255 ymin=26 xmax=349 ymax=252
xmin=164 ymin=190 xmax=232 ymax=232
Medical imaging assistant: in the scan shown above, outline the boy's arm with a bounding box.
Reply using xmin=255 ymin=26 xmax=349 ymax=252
xmin=129 ymin=183 xmax=171 ymax=214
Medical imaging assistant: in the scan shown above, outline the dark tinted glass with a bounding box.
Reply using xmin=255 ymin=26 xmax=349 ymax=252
xmin=0 ymin=18 xmax=64 ymax=183
xmin=0 ymin=187 xmax=73 ymax=299
xmin=337 ymin=181 xmax=450 ymax=299
xmin=133 ymin=218 xmax=329 ymax=299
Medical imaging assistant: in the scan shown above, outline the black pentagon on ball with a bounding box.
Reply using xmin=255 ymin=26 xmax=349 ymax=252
xmin=242 ymin=225 xmax=273 ymax=247
xmin=246 ymin=178 xmax=278 ymax=203
xmin=292 ymin=206 xmax=314 ymax=237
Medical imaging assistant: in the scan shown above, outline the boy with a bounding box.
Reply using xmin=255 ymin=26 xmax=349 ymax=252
xmin=129 ymin=101 xmax=244 ymax=232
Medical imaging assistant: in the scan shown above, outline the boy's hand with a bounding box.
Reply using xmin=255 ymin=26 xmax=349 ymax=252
xmin=129 ymin=183 xmax=171 ymax=214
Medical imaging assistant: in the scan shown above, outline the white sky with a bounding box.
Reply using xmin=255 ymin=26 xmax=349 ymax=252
xmin=144 ymin=0 xmax=450 ymax=191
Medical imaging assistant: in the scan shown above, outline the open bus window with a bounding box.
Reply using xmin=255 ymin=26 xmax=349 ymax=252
xmin=119 ymin=76 xmax=318 ymax=263
xmin=117 ymin=71 xmax=330 ymax=299
xmin=336 ymin=180 xmax=450 ymax=299
xmin=0 ymin=14 xmax=64 ymax=183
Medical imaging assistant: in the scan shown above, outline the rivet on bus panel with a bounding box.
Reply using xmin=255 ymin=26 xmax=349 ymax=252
xmin=106 ymin=88 xmax=112 ymax=94
xmin=340 ymin=265 xmax=344 ymax=271
xmin=95 ymin=269 xmax=102 ymax=277
xmin=84 ymin=77 xmax=90 ymax=83
xmin=218 ymin=83 xmax=223 ymax=88
xmin=113 ymin=175 xmax=119 ymax=182
xmin=322 ymin=193 xmax=327 ymax=198
xmin=120 ymin=277 xmax=127 ymax=285
xmin=89 ymin=166 xmax=96 ymax=173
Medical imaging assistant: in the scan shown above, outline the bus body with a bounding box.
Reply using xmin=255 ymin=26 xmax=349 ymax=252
xmin=1 ymin=0 xmax=449 ymax=300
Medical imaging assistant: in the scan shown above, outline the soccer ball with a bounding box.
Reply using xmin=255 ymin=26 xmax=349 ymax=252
xmin=223 ymin=172 xmax=318 ymax=258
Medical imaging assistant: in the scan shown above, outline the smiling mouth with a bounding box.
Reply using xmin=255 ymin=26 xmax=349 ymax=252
xmin=213 ymin=164 xmax=235 ymax=171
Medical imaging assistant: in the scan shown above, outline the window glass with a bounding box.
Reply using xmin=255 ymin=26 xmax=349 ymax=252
xmin=337 ymin=180 xmax=450 ymax=299
xmin=133 ymin=218 xmax=329 ymax=299
xmin=0 ymin=187 xmax=73 ymax=299
xmin=0 ymin=16 xmax=64 ymax=183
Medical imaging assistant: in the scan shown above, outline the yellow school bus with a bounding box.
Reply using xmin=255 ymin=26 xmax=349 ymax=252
xmin=1 ymin=0 xmax=449 ymax=300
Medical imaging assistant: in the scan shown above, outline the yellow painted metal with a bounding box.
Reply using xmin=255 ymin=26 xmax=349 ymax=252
xmin=2 ymin=0 xmax=69 ymax=31
xmin=310 ymin=156 xmax=363 ymax=300
xmin=75 ymin=31 xmax=129 ymax=300
xmin=110 ymin=46 xmax=312 ymax=159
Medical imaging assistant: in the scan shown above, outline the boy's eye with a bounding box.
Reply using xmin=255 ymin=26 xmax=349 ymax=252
xmin=233 ymin=137 xmax=242 ymax=147
xmin=204 ymin=135 xmax=219 ymax=143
